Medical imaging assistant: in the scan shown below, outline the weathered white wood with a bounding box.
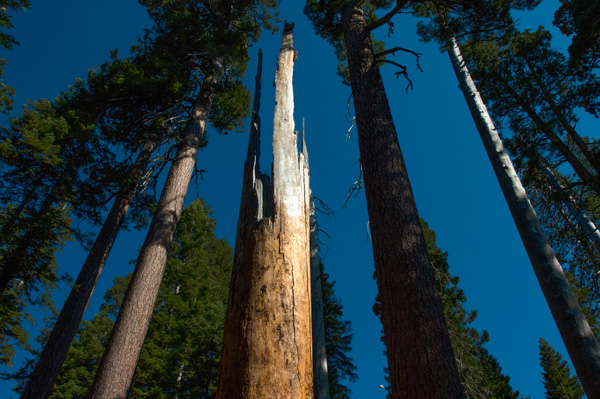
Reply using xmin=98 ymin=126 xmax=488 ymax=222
xmin=218 ymin=23 xmax=313 ymax=399
xmin=448 ymin=36 xmax=600 ymax=397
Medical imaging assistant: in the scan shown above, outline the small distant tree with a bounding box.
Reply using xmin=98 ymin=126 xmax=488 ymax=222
xmin=539 ymin=338 xmax=585 ymax=399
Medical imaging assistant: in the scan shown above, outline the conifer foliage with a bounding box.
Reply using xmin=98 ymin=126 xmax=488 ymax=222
xmin=539 ymin=338 xmax=585 ymax=399
xmin=375 ymin=220 xmax=518 ymax=399
xmin=11 ymin=200 xmax=233 ymax=398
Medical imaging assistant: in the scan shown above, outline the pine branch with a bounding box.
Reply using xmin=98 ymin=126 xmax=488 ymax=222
xmin=365 ymin=1 xmax=408 ymax=32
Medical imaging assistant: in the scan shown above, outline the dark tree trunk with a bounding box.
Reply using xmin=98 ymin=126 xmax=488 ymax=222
xmin=20 ymin=139 xmax=157 ymax=399
xmin=0 ymin=183 xmax=61 ymax=295
xmin=448 ymin=36 xmax=600 ymax=398
xmin=0 ymin=175 xmax=44 ymax=239
xmin=341 ymin=5 xmax=464 ymax=398
xmin=88 ymin=66 xmax=219 ymax=399
xmin=218 ymin=25 xmax=314 ymax=399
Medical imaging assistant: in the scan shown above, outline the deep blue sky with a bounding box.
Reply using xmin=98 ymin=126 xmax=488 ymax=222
xmin=0 ymin=1 xmax=583 ymax=398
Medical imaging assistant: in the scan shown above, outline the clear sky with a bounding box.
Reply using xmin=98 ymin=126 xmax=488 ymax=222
xmin=0 ymin=1 xmax=583 ymax=398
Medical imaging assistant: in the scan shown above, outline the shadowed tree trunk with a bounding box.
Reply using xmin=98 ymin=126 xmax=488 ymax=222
xmin=310 ymin=196 xmax=330 ymax=399
xmin=340 ymin=5 xmax=464 ymax=398
xmin=88 ymin=64 xmax=220 ymax=399
xmin=20 ymin=139 xmax=158 ymax=399
xmin=448 ymin=36 xmax=600 ymax=398
xmin=217 ymin=24 xmax=314 ymax=398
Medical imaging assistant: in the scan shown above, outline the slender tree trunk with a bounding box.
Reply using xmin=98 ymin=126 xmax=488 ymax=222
xmin=20 ymin=139 xmax=158 ymax=399
xmin=341 ymin=5 xmax=464 ymax=398
xmin=88 ymin=65 xmax=220 ymax=399
xmin=218 ymin=25 xmax=314 ymax=398
xmin=496 ymin=77 xmax=600 ymax=196
xmin=538 ymin=162 xmax=600 ymax=251
xmin=448 ymin=36 xmax=600 ymax=398
xmin=310 ymin=196 xmax=330 ymax=399
xmin=0 ymin=175 xmax=44 ymax=239
xmin=0 ymin=183 xmax=61 ymax=294
xmin=525 ymin=58 xmax=600 ymax=174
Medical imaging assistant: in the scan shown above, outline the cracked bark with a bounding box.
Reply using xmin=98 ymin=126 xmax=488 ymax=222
xmin=448 ymin=36 xmax=600 ymax=399
xmin=341 ymin=5 xmax=463 ymax=398
xmin=218 ymin=24 xmax=313 ymax=399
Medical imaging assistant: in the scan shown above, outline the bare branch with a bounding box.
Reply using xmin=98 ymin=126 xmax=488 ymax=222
xmin=378 ymin=59 xmax=414 ymax=92
xmin=343 ymin=163 xmax=363 ymax=209
xmin=313 ymin=195 xmax=335 ymax=218
xmin=374 ymin=46 xmax=423 ymax=72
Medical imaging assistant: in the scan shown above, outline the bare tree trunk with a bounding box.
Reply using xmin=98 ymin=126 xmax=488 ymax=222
xmin=218 ymin=24 xmax=313 ymax=398
xmin=20 ymin=139 xmax=158 ymax=399
xmin=88 ymin=65 xmax=220 ymax=399
xmin=448 ymin=36 xmax=600 ymax=398
xmin=340 ymin=5 xmax=464 ymax=398
xmin=310 ymin=197 xmax=330 ymax=399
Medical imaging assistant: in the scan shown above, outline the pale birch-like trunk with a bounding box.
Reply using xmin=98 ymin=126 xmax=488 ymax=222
xmin=21 ymin=139 xmax=158 ymax=399
xmin=310 ymin=196 xmax=330 ymax=399
xmin=448 ymin=36 xmax=600 ymax=398
xmin=88 ymin=64 xmax=220 ymax=399
xmin=217 ymin=24 xmax=313 ymax=398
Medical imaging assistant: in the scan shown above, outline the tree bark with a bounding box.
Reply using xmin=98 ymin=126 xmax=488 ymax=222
xmin=341 ymin=5 xmax=464 ymax=398
xmin=310 ymin=197 xmax=330 ymax=399
xmin=218 ymin=24 xmax=314 ymax=399
xmin=448 ymin=36 xmax=600 ymax=398
xmin=20 ymin=139 xmax=157 ymax=399
xmin=88 ymin=64 xmax=220 ymax=399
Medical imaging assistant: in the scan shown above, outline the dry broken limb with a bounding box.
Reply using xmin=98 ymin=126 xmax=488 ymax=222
xmin=217 ymin=24 xmax=314 ymax=398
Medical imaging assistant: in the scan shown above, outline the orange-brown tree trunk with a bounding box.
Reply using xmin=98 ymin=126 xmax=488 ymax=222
xmin=21 ymin=139 xmax=157 ymax=399
xmin=88 ymin=65 xmax=220 ymax=399
xmin=217 ymin=24 xmax=313 ymax=398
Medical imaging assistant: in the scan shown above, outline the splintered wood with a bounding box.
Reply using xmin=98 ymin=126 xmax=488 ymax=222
xmin=217 ymin=23 xmax=313 ymax=399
